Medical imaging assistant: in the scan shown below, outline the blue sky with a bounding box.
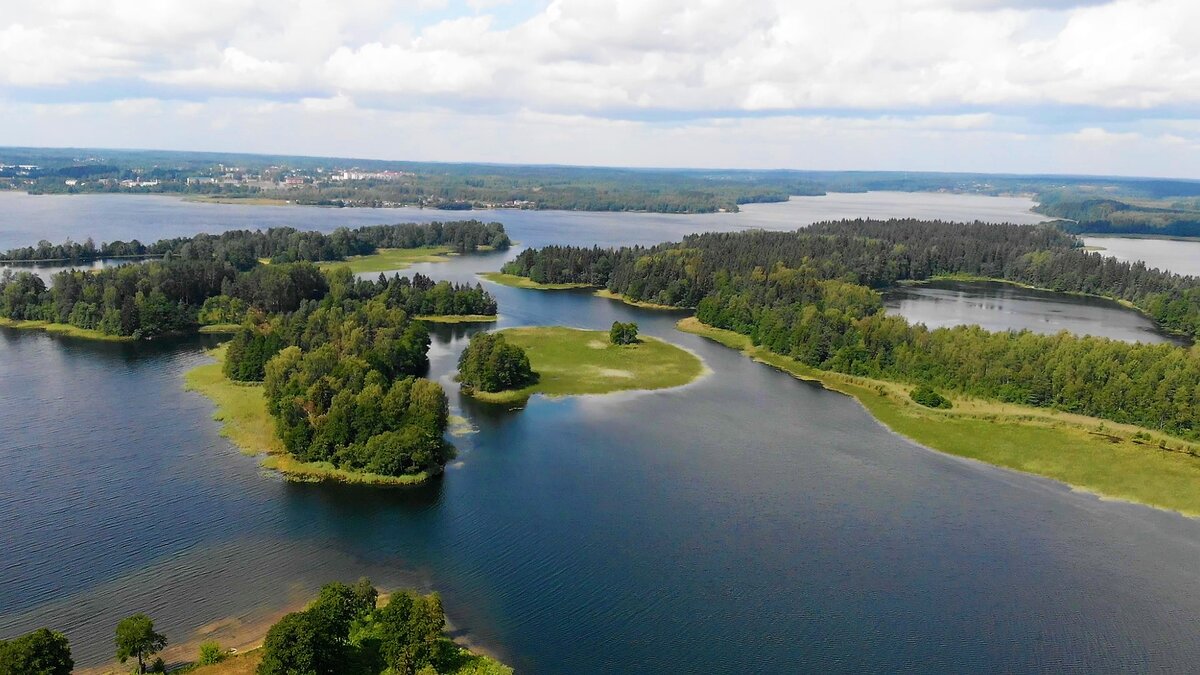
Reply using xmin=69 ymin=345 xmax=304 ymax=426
xmin=2 ymin=0 xmax=1199 ymax=177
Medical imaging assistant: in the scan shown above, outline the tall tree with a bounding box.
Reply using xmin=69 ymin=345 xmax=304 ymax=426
xmin=115 ymin=614 xmax=167 ymax=675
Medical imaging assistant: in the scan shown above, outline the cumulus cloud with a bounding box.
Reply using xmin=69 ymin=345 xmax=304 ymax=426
xmin=0 ymin=0 xmax=1198 ymax=175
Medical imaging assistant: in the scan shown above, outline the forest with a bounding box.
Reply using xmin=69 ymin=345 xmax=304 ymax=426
xmin=0 ymin=224 xmax=501 ymax=339
xmin=0 ymin=219 xmax=510 ymax=264
xmin=504 ymin=220 xmax=1200 ymax=438
xmin=219 ymin=268 xmax=495 ymax=477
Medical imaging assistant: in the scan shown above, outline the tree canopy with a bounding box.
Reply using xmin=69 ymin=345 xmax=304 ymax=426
xmin=457 ymin=332 xmax=537 ymax=393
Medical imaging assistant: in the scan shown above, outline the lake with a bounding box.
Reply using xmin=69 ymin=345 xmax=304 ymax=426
xmin=1083 ymin=236 xmax=1200 ymax=278
xmin=883 ymin=280 xmax=1187 ymax=345
xmin=4 ymin=192 xmax=1200 ymax=673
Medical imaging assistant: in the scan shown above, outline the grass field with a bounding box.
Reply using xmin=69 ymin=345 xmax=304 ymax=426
xmin=414 ymin=314 xmax=498 ymax=323
xmin=479 ymin=272 xmax=593 ymax=290
xmin=467 ymin=326 xmax=708 ymax=403
xmin=677 ymin=317 xmax=1200 ymax=517
xmin=183 ymin=346 xmax=432 ymax=486
xmin=0 ymin=317 xmax=133 ymax=341
xmin=320 ymin=246 xmax=455 ymax=273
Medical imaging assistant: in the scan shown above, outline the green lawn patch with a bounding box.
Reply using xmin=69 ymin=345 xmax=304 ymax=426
xmin=319 ymin=246 xmax=455 ymax=274
xmin=198 ymin=323 xmax=242 ymax=334
xmin=184 ymin=346 xmax=433 ymax=486
xmin=479 ymin=272 xmax=593 ymax=290
xmin=676 ymin=316 xmax=1200 ymax=517
xmin=466 ymin=326 xmax=708 ymax=403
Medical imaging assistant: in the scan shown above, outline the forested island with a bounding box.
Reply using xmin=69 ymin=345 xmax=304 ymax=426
xmin=0 ymin=220 xmax=506 ymax=339
xmin=499 ymin=220 xmax=1200 ymax=514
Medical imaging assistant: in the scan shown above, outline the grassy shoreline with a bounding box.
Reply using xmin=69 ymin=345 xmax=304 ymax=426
xmin=676 ymin=316 xmax=1200 ymax=517
xmin=465 ymin=326 xmax=708 ymax=403
xmin=0 ymin=317 xmax=133 ymax=341
xmin=591 ymin=288 xmax=684 ymax=310
xmin=183 ymin=346 xmax=435 ymax=486
xmin=319 ymin=246 xmax=456 ymax=274
xmin=414 ymin=314 xmax=498 ymax=323
xmin=479 ymin=272 xmax=593 ymax=290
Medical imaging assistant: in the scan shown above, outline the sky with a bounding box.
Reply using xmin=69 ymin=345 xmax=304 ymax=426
xmin=2 ymin=0 xmax=1199 ymax=177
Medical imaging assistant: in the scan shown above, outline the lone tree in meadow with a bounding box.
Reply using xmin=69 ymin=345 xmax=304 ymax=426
xmin=115 ymin=614 xmax=167 ymax=674
xmin=609 ymin=321 xmax=639 ymax=345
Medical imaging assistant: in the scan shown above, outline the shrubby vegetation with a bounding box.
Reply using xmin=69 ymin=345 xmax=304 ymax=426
xmin=910 ymin=385 xmax=951 ymax=409
xmin=609 ymin=321 xmax=639 ymax=345
xmin=258 ymin=580 xmax=510 ymax=675
xmin=0 ymin=628 xmax=73 ymax=675
xmin=0 ymin=220 xmax=510 ymax=265
xmin=457 ymin=332 xmax=537 ymax=393
xmin=507 ymin=220 xmax=1200 ymax=438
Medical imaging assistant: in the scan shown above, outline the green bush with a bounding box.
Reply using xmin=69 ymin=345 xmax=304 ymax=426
xmin=910 ymin=384 xmax=952 ymax=409
xmin=198 ymin=640 xmax=224 ymax=666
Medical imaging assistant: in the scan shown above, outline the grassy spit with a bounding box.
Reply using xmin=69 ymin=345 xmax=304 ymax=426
xmin=478 ymin=272 xmax=593 ymax=290
xmin=414 ymin=314 xmax=498 ymax=324
xmin=466 ymin=326 xmax=708 ymax=403
xmin=183 ymin=345 xmax=433 ymax=486
xmin=591 ymin=288 xmax=684 ymax=310
xmin=677 ymin=316 xmax=1200 ymax=517
xmin=319 ymin=246 xmax=455 ymax=274
xmin=0 ymin=317 xmax=133 ymax=341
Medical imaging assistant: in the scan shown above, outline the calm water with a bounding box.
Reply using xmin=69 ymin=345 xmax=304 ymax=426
xmin=4 ymin=193 xmax=1200 ymax=673
xmin=883 ymin=280 xmax=1187 ymax=345
xmin=1083 ymin=236 xmax=1200 ymax=278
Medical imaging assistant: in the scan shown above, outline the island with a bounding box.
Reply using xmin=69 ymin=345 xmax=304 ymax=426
xmin=0 ymin=220 xmax=509 ymax=342
xmin=458 ymin=325 xmax=708 ymax=403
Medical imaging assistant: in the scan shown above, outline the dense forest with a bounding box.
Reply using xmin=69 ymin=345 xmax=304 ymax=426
xmin=220 ymin=269 xmax=495 ymax=477
xmin=257 ymin=580 xmax=509 ymax=675
xmin=1035 ymin=191 xmax=1200 ymax=236
xmin=0 ymin=219 xmax=510 ymax=264
xmin=0 ymin=223 xmax=501 ymax=339
xmin=505 ymin=220 xmax=1200 ymax=438
xmin=457 ymin=332 xmax=537 ymax=393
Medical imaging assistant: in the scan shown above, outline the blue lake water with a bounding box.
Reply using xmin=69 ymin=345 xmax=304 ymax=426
xmin=3 ymin=193 xmax=1200 ymax=673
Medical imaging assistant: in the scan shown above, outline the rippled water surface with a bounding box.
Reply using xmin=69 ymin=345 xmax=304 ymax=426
xmin=4 ymin=193 xmax=1200 ymax=673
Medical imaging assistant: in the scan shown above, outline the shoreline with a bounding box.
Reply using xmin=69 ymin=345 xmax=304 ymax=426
xmin=0 ymin=317 xmax=134 ymax=341
xmin=75 ymin=589 xmax=504 ymax=675
xmin=676 ymin=316 xmax=1200 ymax=518
xmin=906 ymin=274 xmax=1193 ymax=342
xmin=183 ymin=346 xmax=437 ymax=487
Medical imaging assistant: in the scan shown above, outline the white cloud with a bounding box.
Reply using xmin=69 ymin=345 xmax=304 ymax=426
xmin=1 ymin=0 xmax=1200 ymax=175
